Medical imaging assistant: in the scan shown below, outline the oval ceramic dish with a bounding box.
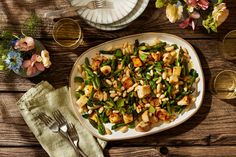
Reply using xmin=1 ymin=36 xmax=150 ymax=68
xmin=69 ymin=33 xmax=205 ymax=141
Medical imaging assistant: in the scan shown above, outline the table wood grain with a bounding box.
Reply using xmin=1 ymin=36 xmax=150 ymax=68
xmin=0 ymin=0 xmax=236 ymax=156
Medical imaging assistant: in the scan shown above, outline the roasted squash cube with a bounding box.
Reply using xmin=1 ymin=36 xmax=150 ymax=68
xmin=132 ymin=57 xmax=143 ymax=67
xmin=122 ymin=77 xmax=133 ymax=89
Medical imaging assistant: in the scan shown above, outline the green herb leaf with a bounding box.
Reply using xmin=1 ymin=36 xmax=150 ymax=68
xmin=149 ymin=105 xmax=156 ymax=114
xmin=139 ymin=53 xmax=148 ymax=62
xmin=155 ymin=0 xmax=166 ymax=8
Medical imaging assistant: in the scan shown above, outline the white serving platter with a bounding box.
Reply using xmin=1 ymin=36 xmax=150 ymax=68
xmin=69 ymin=33 xmax=205 ymax=141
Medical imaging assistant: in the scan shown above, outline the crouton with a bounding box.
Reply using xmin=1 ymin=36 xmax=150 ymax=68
xmin=137 ymin=85 xmax=151 ymax=98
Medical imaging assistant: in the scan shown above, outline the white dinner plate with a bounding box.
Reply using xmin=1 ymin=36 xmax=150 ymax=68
xmin=69 ymin=33 xmax=205 ymax=141
xmin=69 ymin=0 xmax=138 ymax=24
xmin=85 ymin=0 xmax=149 ymax=31
xmin=110 ymin=0 xmax=149 ymax=27
xmin=86 ymin=21 xmax=128 ymax=31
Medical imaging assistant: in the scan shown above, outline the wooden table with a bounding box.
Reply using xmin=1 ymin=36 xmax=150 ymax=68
xmin=0 ymin=0 xmax=236 ymax=156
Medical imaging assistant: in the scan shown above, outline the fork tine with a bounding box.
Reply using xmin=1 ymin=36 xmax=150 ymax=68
xmin=68 ymin=123 xmax=77 ymax=137
xmin=53 ymin=110 xmax=66 ymax=125
xmin=38 ymin=112 xmax=52 ymax=126
xmin=95 ymin=0 xmax=106 ymax=8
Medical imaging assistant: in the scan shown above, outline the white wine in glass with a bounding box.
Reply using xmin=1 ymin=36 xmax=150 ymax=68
xmin=53 ymin=18 xmax=83 ymax=49
xmin=221 ymin=30 xmax=236 ymax=60
xmin=210 ymin=70 xmax=236 ymax=99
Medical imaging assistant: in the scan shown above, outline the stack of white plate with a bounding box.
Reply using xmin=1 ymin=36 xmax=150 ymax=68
xmin=69 ymin=0 xmax=150 ymax=31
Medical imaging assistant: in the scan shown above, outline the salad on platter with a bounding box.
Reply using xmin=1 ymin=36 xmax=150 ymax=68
xmin=73 ymin=38 xmax=199 ymax=135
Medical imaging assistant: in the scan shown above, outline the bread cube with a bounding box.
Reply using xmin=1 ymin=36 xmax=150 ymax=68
xmin=173 ymin=66 xmax=182 ymax=76
xmin=76 ymin=95 xmax=88 ymax=108
xmin=123 ymin=114 xmax=133 ymax=124
xmin=137 ymin=85 xmax=151 ymax=98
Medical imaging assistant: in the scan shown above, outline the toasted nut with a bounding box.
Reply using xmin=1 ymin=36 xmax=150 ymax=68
xmin=160 ymin=94 xmax=165 ymax=99
xmin=156 ymin=83 xmax=162 ymax=93
xmin=156 ymin=93 xmax=161 ymax=98
xmin=105 ymin=128 xmax=112 ymax=135
xmin=123 ymin=91 xmax=127 ymax=97
xmin=150 ymin=70 xmax=154 ymax=76
xmin=165 ymin=46 xmax=174 ymax=52
xmin=162 ymin=71 xmax=167 ymax=79
xmin=114 ymin=96 xmax=119 ymax=101
xmin=119 ymin=126 xmax=128 ymax=133
xmin=112 ymin=110 xmax=120 ymax=114
xmin=77 ymin=64 xmax=83 ymax=74
xmin=103 ymin=92 xmax=108 ymax=101
xmin=105 ymin=79 xmax=112 ymax=86
xmin=98 ymin=107 xmax=104 ymax=114
xmin=135 ymin=67 xmax=140 ymax=72
xmin=121 ymin=86 xmax=125 ymax=91
xmin=110 ymin=93 xmax=117 ymax=98
xmin=88 ymin=110 xmax=93 ymax=115
xmin=109 ymin=90 xmax=115 ymax=94
xmin=145 ymin=103 xmax=151 ymax=108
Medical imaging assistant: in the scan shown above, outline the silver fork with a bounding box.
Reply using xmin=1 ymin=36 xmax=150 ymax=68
xmin=52 ymin=110 xmax=87 ymax=157
xmin=37 ymin=112 xmax=82 ymax=157
xmin=68 ymin=123 xmax=79 ymax=146
xmin=38 ymin=112 xmax=60 ymax=133
xmin=43 ymin=0 xmax=106 ymax=18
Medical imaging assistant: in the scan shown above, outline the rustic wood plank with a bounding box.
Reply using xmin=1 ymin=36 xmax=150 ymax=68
xmin=0 ymin=92 xmax=235 ymax=146
xmin=105 ymin=146 xmax=236 ymax=157
xmin=0 ymin=146 xmax=236 ymax=157
xmin=1 ymin=39 xmax=236 ymax=91
xmin=0 ymin=147 xmax=49 ymax=157
xmin=0 ymin=0 xmax=235 ymax=40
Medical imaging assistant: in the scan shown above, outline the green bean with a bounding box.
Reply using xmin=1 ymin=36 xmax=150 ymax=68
xmin=111 ymin=123 xmax=125 ymax=130
xmin=93 ymin=76 xmax=101 ymax=89
xmin=96 ymin=116 xmax=106 ymax=135
xmin=110 ymin=69 xmax=123 ymax=78
xmin=111 ymin=59 xmax=116 ymax=71
xmin=74 ymin=76 xmax=84 ymax=83
xmin=189 ymin=69 xmax=199 ymax=85
xmin=133 ymin=39 xmax=139 ymax=56
xmin=75 ymin=90 xmax=84 ymax=99
xmin=87 ymin=89 xmax=94 ymax=107
xmin=99 ymin=50 xmax=113 ymax=54
xmin=99 ymin=111 xmax=109 ymax=123
xmin=83 ymin=66 xmax=94 ymax=77
xmin=150 ymin=80 xmax=156 ymax=90
xmin=85 ymin=57 xmax=90 ymax=66
xmin=128 ymin=121 xmax=135 ymax=128
xmin=89 ymin=118 xmax=98 ymax=129
xmin=101 ymin=59 xmax=111 ymax=66
xmin=114 ymin=49 xmax=123 ymax=58
xmin=82 ymin=113 xmax=89 ymax=119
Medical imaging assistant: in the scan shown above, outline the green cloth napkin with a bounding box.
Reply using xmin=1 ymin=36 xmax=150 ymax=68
xmin=17 ymin=81 xmax=107 ymax=157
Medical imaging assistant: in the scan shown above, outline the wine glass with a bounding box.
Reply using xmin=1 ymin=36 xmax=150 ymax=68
xmin=209 ymin=70 xmax=236 ymax=99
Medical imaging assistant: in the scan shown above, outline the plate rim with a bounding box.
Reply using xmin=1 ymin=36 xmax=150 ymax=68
xmin=70 ymin=0 xmax=139 ymax=25
xmin=110 ymin=0 xmax=150 ymax=27
xmin=69 ymin=32 xmax=205 ymax=141
xmin=85 ymin=0 xmax=150 ymax=31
